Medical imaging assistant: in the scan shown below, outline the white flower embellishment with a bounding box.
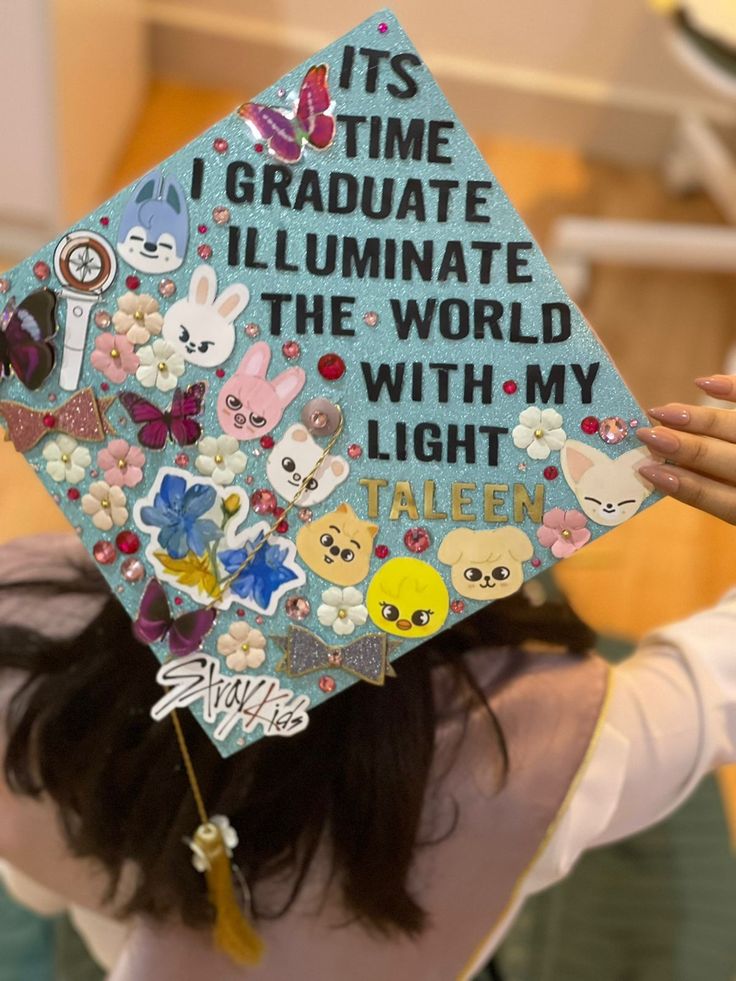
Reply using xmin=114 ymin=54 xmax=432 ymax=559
xmin=217 ymin=621 xmax=267 ymax=671
xmin=195 ymin=435 xmax=247 ymax=486
xmin=113 ymin=291 xmax=164 ymax=345
xmin=188 ymin=814 xmax=239 ymax=872
xmin=42 ymin=435 xmax=91 ymax=484
xmin=82 ymin=481 xmax=129 ymax=531
xmin=512 ymin=407 xmax=567 ymax=460
xmin=136 ymin=338 xmax=185 ymax=392
xmin=317 ymin=587 xmax=369 ymax=636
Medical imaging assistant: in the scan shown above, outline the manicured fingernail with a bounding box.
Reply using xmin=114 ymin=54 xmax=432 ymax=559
xmin=638 ymin=465 xmax=680 ymax=493
xmin=648 ymin=404 xmax=690 ymax=425
xmin=635 ymin=427 xmax=680 ymax=453
xmin=695 ymin=375 xmax=732 ymax=396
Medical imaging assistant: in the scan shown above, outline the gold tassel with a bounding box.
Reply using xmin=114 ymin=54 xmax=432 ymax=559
xmin=192 ymin=821 xmax=264 ymax=966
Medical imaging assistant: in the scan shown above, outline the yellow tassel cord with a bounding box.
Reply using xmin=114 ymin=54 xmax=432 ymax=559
xmin=171 ymin=709 xmax=264 ymax=966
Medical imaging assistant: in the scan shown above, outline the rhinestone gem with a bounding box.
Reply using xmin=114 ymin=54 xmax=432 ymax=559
xmin=94 ymin=309 xmax=112 ymax=328
xmin=502 ymin=380 xmax=518 ymax=395
xmin=543 ymin=465 xmax=559 ymax=480
xmin=48 ymin=394 xmax=57 ymax=403
xmin=581 ymin=415 xmax=600 ymax=435
xmin=216 ymin=368 xmax=225 ymax=378
xmin=251 ymin=488 xmax=277 ymax=514
xmin=260 ymin=435 xmax=274 ymax=449
xmin=245 ymin=322 xmax=260 ymax=338
xmin=298 ymin=507 xmax=313 ymax=522
xmin=245 ymin=475 xmax=254 ymax=485
xmin=254 ymin=143 xmax=264 ymax=153
xmin=100 ymin=216 xmax=110 ymax=227
xmin=319 ymin=675 xmax=337 ymax=693
xmin=374 ymin=544 xmax=389 ymax=559
xmin=121 ymin=557 xmax=145 ymax=582
xmin=42 ymin=413 xmax=56 ymax=428
xmin=317 ymin=353 xmax=346 ymax=381
xmin=363 ymin=311 xmax=379 ymax=327
xmin=404 ymin=527 xmax=430 ymax=553
xmin=93 ymin=540 xmax=116 ymax=565
xmin=198 ymin=223 xmax=208 ymax=234
xmin=277 ymin=87 xmax=286 ymax=97
xmin=255 ymin=615 xmax=264 ymax=625
xmin=630 ymin=419 xmax=639 ymax=428
xmin=174 ymin=597 xmax=183 ymax=606
xmin=125 ymin=275 xmax=140 ymax=290
xmin=450 ymin=599 xmax=465 ymax=614
xmin=116 ymin=530 xmax=140 ymax=555
xmin=158 ymin=278 xmax=176 ymax=298
xmin=0 ymin=277 xmax=11 ymax=293
xmin=197 ymin=244 xmax=213 ymax=260
xmin=310 ymin=411 xmax=328 ymax=429
xmin=327 ymin=652 xmax=343 ymax=667
xmin=599 ymin=416 xmax=628 ymax=445
xmin=301 ymin=397 xmax=341 ymax=435
xmin=174 ymin=452 xmax=190 ymax=467
xmin=67 ymin=488 xmax=80 ymax=501
xmin=276 ymin=520 xmax=289 ymax=533
xmin=213 ymin=137 xmax=229 ymax=153
xmin=33 ymin=261 xmax=50 ymax=281
xmin=212 ymin=205 xmax=231 ymax=225
xmin=347 ymin=443 xmax=363 ymax=459
xmin=377 ymin=21 xmax=389 ymax=33
xmin=531 ymin=557 xmax=541 ymax=568
xmin=282 ymin=340 xmax=301 ymax=360
xmin=285 ymin=596 xmax=310 ymax=621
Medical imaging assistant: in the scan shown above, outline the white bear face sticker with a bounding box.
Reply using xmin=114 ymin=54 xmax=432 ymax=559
xmin=560 ymin=440 xmax=654 ymax=526
xmin=266 ymin=424 xmax=349 ymax=506
xmin=162 ymin=264 xmax=249 ymax=368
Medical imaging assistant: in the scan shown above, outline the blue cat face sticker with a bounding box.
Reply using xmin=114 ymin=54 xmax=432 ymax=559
xmin=117 ymin=169 xmax=189 ymax=274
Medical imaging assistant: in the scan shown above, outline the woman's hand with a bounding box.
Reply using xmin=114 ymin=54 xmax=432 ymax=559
xmin=635 ymin=375 xmax=736 ymax=524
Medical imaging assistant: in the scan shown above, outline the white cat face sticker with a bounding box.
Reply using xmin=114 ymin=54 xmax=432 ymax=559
xmin=266 ymin=424 xmax=349 ymax=506
xmin=561 ymin=440 xmax=655 ymax=526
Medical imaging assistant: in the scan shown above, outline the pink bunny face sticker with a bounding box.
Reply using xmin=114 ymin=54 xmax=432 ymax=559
xmin=216 ymin=341 xmax=306 ymax=440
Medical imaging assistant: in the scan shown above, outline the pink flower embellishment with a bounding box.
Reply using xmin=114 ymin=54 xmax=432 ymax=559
xmin=98 ymin=438 xmax=146 ymax=488
xmin=91 ymin=333 xmax=139 ymax=384
xmin=536 ymin=508 xmax=591 ymax=559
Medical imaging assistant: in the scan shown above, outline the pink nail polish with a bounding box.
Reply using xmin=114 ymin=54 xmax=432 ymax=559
xmin=648 ymin=405 xmax=690 ymax=425
xmin=638 ymin=465 xmax=680 ymax=493
xmin=636 ymin=428 xmax=680 ymax=453
xmin=695 ymin=376 xmax=732 ymax=396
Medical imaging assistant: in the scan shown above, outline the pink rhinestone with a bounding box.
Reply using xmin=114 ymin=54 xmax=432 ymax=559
xmin=100 ymin=216 xmax=110 ymax=227
xmin=347 ymin=443 xmax=363 ymax=460
xmin=277 ymin=87 xmax=286 ymax=98
xmin=251 ymin=488 xmax=277 ymax=514
xmin=319 ymin=675 xmax=337 ymax=693
xmin=404 ymin=527 xmax=431 ymax=553
xmin=282 ymin=340 xmax=301 ymax=360
xmin=159 ymin=278 xmax=176 ymax=298
xmin=581 ymin=416 xmax=599 ymax=435
xmin=33 ymin=261 xmax=50 ymax=281
xmin=121 ymin=557 xmax=145 ymax=582
xmin=0 ymin=277 xmax=10 ymax=293
xmin=450 ymin=599 xmax=465 ymax=614
xmin=213 ymin=137 xmax=229 ymax=154
xmin=198 ymin=223 xmax=208 ymax=234
xmin=174 ymin=452 xmax=190 ymax=467
xmin=375 ymin=544 xmax=389 ymax=559
xmin=363 ymin=311 xmax=379 ymax=327
xmin=254 ymin=143 xmax=264 ymax=154
xmin=245 ymin=322 xmax=260 ymax=338
xmin=94 ymin=309 xmax=112 ymax=329
xmin=630 ymin=419 xmax=639 ymax=428
xmin=116 ymin=530 xmax=140 ymax=555
xmin=197 ymin=244 xmax=213 ymax=260
xmin=245 ymin=475 xmax=254 ymax=485
xmin=310 ymin=410 xmax=328 ymax=430
xmin=502 ymin=380 xmax=518 ymax=395
xmin=212 ymin=206 xmax=231 ymax=225
xmin=531 ymin=557 xmax=541 ymax=568
xmin=48 ymin=393 xmax=57 ymax=403
xmin=377 ymin=21 xmax=389 ymax=33
xmin=298 ymin=507 xmax=313 ymax=522
xmin=285 ymin=596 xmax=310 ymax=620
xmin=255 ymin=615 xmax=264 ymax=625
xmin=327 ymin=652 xmax=343 ymax=667
xmin=599 ymin=416 xmax=628 ymax=445
xmin=174 ymin=597 xmax=183 ymax=606
xmin=93 ymin=540 xmax=116 ymax=565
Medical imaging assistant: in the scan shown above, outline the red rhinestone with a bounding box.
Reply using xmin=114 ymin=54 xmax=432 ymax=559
xmin=254 ymin=143 xmax=264 ymax=153
xmin=174 ymin=452 xmax=190 ymax=467
xmin=216 ymin=368 xmax=226 ymax=378
xmin=375 ymin=544 xmax=389 ymax=559
xmin=319 ymin=675 xmax=336 ymax=693
xmin=276 ymin=520 xmax=289 ymax=533
xmin=116 ymin=530 xmax=141 ymax=555
xmin=125 ymin=275 xmax=140 ymax=290
xmin=42 ymin=413 xmax=56 ymax=428
xmin=197 ymin=244 xmax=213 ymax=260
xmin=100 ymin=382 xmax=110 ymax=392
xmin=251 ymin=488 xmax=277 ymax=514
xmin=236 ymin=608 xmax=245 ymax=617
xmin=260 ymin=435 xmax=274 ymax=450
xmin=404 ymin=527 xmax=431 ymax=554
xmin=581 ymin=416 xmax=600 ymax=435
xmin=502 ymin=380 xmax=518 ymax=395
xmin=347 ymin=443 xmax=363 ymax=459
xmin=174 ymin=596 xmax=183 ymax=606
xmin=273 ymin=506 xmax=285 ymax=518
xmin=282 ymin=340 xmax=301 ymax=360
xmin=67 ymin=488 xmax=81 ymax=501
xmin=317 ymin=353 xmax=346 ymax=381
xmin=100 ymin=216 xmax=110 ymax=227
xmin=543 ymin=466 xmax=559 ymax=480
xmin=213 ymin=137 xmax=229 ymax=154
xmin=198 ymin=224 xmax=208 ymax=234
xmin=33 ymin=261 xmax=50 ymax=281
xmin=450 ymin=599 xmax=465 ymax=614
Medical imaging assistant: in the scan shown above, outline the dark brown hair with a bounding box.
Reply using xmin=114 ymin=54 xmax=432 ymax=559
xmin=0 ymin=566 xmax=594 ymax=936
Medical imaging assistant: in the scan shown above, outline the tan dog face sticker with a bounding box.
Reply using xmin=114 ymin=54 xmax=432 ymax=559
xmin=296 ymin=502 xmax=378 ymax=586
xmin=438 ymin=526 xmax=533 ymax=601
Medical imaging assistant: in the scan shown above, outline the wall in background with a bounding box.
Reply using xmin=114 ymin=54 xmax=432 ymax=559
xmin=143 ymin=0 xmax=736 ymax=165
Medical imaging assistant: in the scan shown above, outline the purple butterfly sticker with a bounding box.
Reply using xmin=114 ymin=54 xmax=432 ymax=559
xmin=119 ymin=382 xmax=206 ymax=450
xmin=133 ymin=579 xmax=216 ymax=657
xmin=0 ymin=289 xmax=57 ymax=390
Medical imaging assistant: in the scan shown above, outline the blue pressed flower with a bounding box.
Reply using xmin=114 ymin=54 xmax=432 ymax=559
xmin=140 ymin=474 xmax=222 ymax=559
xmin=220 ymin=531 xmax=298 ymax=610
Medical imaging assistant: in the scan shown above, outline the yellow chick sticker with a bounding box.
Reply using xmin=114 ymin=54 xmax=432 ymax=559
xmin=366 ymin=557 xmax=449 ymax=638
xmin=296 ymin=502 xmax=379 ymax=586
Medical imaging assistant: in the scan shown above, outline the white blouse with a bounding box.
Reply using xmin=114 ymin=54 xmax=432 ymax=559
xmin=3 ymin=589 xmax=736 ymax=977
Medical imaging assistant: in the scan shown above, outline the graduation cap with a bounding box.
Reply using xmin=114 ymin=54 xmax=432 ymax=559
xmin=0 ymin=9 xmax=658 ymax=758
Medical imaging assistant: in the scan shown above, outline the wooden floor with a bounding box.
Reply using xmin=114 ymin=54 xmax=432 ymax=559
xmin=2 ymin=80 xmax=736 ymax=828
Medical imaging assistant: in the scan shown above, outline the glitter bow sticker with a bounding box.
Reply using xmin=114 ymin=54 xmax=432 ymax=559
xmin=274 ymin=625 xmax=398 ymax=686
xmin=0 ymin=387 xmax=116 ymax=453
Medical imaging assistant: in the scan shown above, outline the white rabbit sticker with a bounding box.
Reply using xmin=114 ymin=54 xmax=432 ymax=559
xmin=267 ymin=424 xmax=349 ymax=505
xmin=162 ymin=265 xmax=249 ymax=368
xmin=217 ymin=342 xmax=306 ymax=441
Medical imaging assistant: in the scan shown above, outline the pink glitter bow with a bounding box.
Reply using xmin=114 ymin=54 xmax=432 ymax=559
xmin=0 ymin=388 xmax=116 ymax=453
